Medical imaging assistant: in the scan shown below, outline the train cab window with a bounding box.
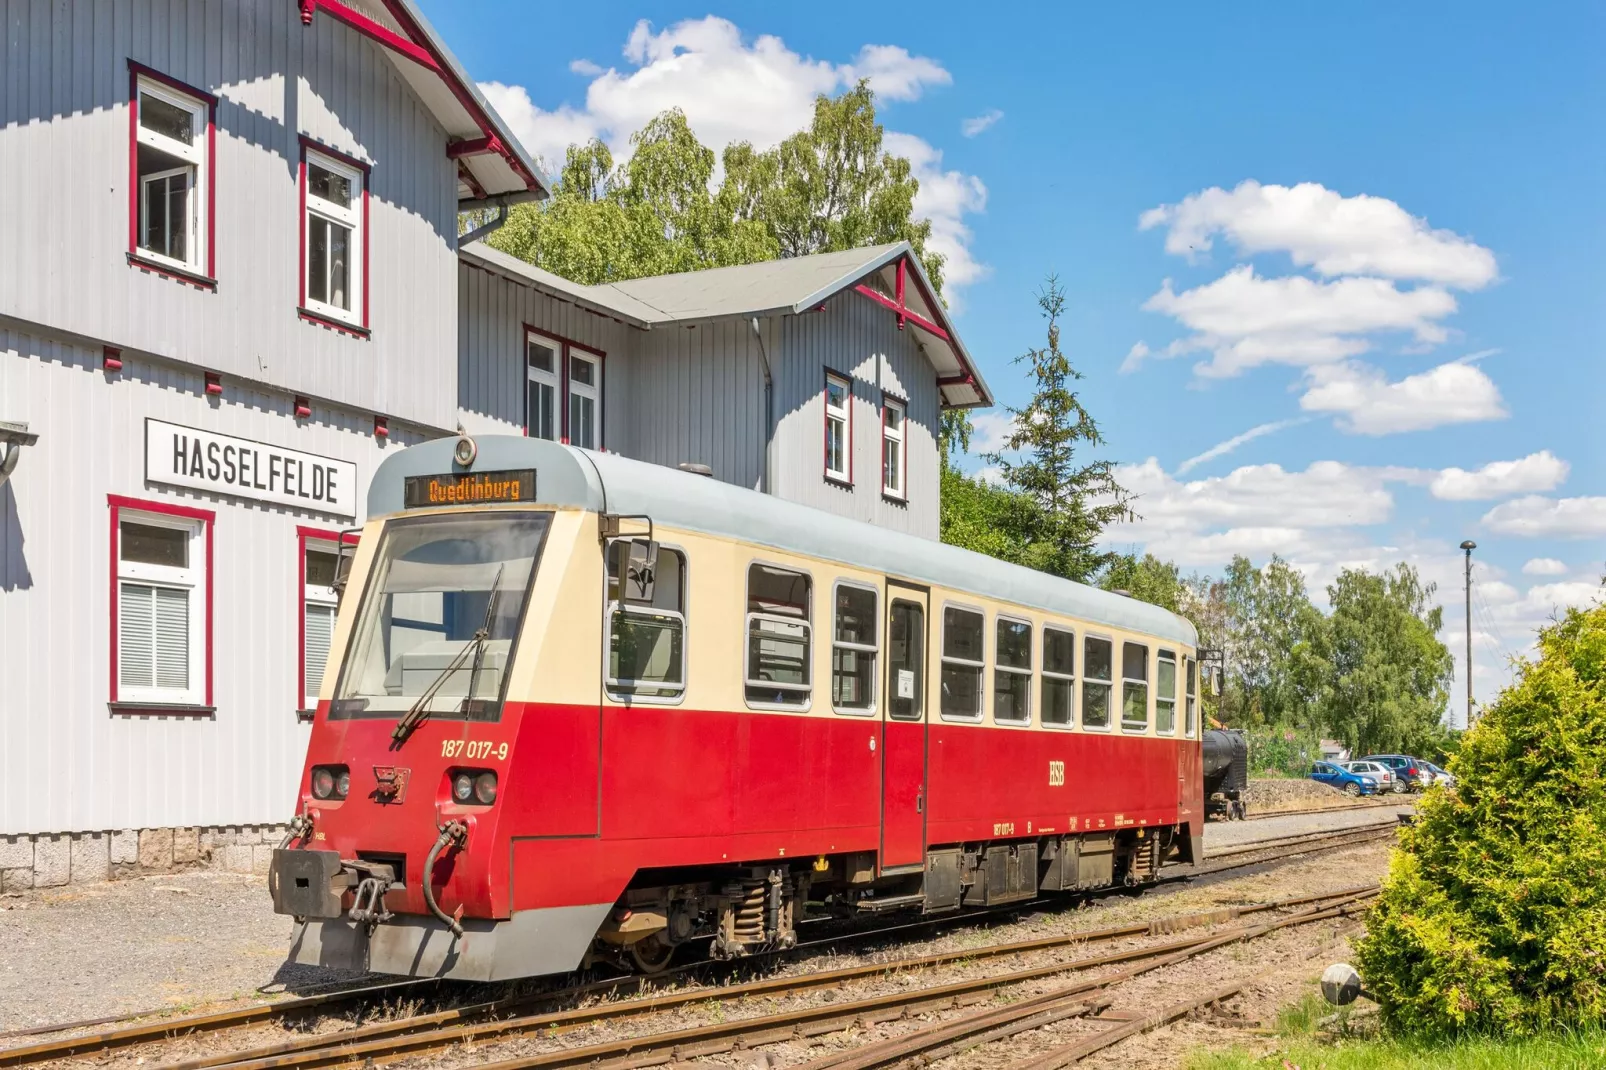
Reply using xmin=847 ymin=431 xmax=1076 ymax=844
xmin=940 ymin=605 xmax=985 ymax=721
xmin=1042 ymin=626 xmax=1075 ymax=727
xmin=745 ymin=564 xmax=812 ymax=707
xmin=606 ymin=541 xmax=687 ymax=701
xmin=1121 ymin=642 xmax=1149 ymax=732
xmin=1155 ymin=649 xmax=1178 ymax=734
xmin=1185 ymin=656 xmax=1198 ymax=738
xmin=1082 ymin=636 xmax=1112 ymax=729
xmin=994 ymin=617 xmax=1032 ymax=724
xmin=887 ymin=601 xmax=924 ymax=721
xmin=831 ymin=582 xmax=878 ymax=714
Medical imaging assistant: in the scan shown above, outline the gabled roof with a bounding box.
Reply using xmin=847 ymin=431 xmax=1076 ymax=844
xmin=459 ymin=240 xmax=993 ymax=408
xmin=303 ymin=0 xmax=548 ymax=204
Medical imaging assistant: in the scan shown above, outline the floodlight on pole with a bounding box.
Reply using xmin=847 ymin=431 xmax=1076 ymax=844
xmin=1460 ymin=540 xmax=1477 ymax=728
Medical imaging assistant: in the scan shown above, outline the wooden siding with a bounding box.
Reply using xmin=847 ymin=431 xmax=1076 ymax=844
xmin=0 ymin=0 xmax=460 ymax=429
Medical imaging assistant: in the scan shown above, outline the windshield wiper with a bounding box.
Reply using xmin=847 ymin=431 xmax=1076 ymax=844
xmin=391 ymin=566 xmax=504 ymax=748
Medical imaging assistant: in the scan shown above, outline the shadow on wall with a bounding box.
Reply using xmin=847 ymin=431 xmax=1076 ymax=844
xmin=1 ymin=481 xmax=31 ymax=591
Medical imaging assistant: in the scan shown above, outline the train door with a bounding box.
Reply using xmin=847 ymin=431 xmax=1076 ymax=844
xmin=880 ymin=582 xmax=929 ymax=873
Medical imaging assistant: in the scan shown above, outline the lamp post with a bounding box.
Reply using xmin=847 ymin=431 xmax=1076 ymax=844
xmin=1460 ymin=540 xmax=1476 ymax=728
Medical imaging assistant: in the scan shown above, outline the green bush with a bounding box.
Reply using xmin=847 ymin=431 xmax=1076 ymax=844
xmin=1245 ymin=725 xmax=1323 ymax=778
xmin=1355 ymin=602 xmax=1606 ymax=1035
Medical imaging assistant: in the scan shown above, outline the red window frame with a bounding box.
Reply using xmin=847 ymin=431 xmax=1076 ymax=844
xmin=880 ymin=390 xmax=908 ymax=503
xmin=108 ymin=495 xmax=216 ymax=715
xmin=522 ymin=324 xmax=607 ymax=449
xmin=297 ymin=135 xmax=372 ymax=337
xmin=126 ymin=60 xmax=218 ymax=290
xmin=297 ymin=526 xmax=359 ymax=716
xmin=823 ymin=368 xmax=854 ymax=488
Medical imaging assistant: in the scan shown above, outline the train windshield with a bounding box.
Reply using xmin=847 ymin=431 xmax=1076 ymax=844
xmin=329 ymin=511 xmax=552 ymax=721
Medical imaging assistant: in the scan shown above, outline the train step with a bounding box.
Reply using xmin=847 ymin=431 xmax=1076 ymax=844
xmin=856 ymin=893 xmax=927 ymax=914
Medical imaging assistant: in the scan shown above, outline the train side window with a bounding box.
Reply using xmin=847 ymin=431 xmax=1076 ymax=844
xmin=745 ymin=564 xmax=812 ymax=708
xmin=887 ymin=600 xmax=924 ymax=721
xmin=1121 ymin=641 xmax=1149 ymax=732
xmin=831 ymin=581 xmax=878 ymax=714
xmin=1042 ymin=626 xmax=1075 ymax=727
xmin=1082 ymin=636 xmax=1112 ymax=729
xmin=1185 ymin=656 xmax=1198 ymax=737
xmin=1156 ymin=649 xmax=1177 ymax=734
xmin=605 ymin=541 xmax=687 ymax=701
xmin=939 ymin=605 xmax=985 ymax=721
xmin=994 ymin=616 xmax=1032 ymax=724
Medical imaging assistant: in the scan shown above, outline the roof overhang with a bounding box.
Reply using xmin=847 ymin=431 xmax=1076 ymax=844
xmin=296 ymin=0 xmax=549 ymax=206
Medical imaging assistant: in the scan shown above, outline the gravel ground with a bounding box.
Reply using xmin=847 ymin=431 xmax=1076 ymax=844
xmin=0 ymin=870 xmax=365 ymax=1032
xmin=1202 ymin=804 xmax=1409 ymax=850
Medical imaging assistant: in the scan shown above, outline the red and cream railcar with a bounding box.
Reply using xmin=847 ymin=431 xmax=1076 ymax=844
xmin=271 ymin=435 xmax=1203 ymax=981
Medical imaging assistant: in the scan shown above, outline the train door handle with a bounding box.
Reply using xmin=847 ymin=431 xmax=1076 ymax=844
xmin=916 ymin=791 xmax=924 ymax=814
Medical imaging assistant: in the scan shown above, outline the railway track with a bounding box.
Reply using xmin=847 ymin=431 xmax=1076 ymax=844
xmin=1 ymin=822 xmax=1395 ymax=1068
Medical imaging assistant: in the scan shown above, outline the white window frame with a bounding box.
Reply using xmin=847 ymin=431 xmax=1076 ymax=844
xmin=1041 ymin=625 xmax=1076 ymax=730
xmin=604 ymin=540 xmax=688 ymax=704
xmin=1185 ymin=655 xmax=1198 ymax=738
xmin=744 ymin=561 xmax=813 ymax=711
xmin=303 ymin=148 xmax=365 ymax=326
xmin=824 ymin=372 xmax=851 ymax=484
xmin=1121 ymin=641 xmax=1150 ymax=734
xmin=117 ymin=511 xmax=206 ymax=706
xmin=1081 ymin=632 xmax=1115 ymax=732
xmin=1155 ymin=648 xmax=1178 ymax=736
xmin=993 ymin=614 xmax=1033 ymax=725
xmin=567 ymin=348 xmax=602 ymax=450
xmin=938 ymin=602 xmax=986 ymax=723
xmin=302 ymin=538 xmax=340 ymax=711
xmin=881 ymin=396 xmax=906 ymax=500
xmin=830 ymin=580 xmax=879 ymax=717
xmin=134 ymin=77 xmax=208 ymax=272
xmin=525 ymin=331 xmax=561 ymax=442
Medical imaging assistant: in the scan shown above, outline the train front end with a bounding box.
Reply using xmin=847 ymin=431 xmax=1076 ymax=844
xmin=269 ymin=435 xmax=608 ymax=981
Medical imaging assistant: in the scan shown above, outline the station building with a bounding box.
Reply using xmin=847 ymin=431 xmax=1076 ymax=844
xmin=0 ymin=0 xmax=990 ymax=889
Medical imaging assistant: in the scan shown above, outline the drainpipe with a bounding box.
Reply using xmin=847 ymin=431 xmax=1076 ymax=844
xmin=458 ymin=196 xmax=518 ymax=246
xmin=750 ymin=317 xmax=775 ymax=494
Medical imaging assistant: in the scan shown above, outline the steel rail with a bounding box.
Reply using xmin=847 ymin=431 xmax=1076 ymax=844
xmin=1006 ymin=979 xmax=1248 ymax=1069
xmin=1200 ymin=821 xmax=1398 ymax=862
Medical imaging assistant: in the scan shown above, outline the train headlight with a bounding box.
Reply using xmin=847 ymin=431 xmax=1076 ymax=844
xmin=473 ymin=771 xmax=498 ymax=805
xmin=337 ymin=770 xmax=351 ymax=798
xmin=311 ymin=765 xmax=348 ymax=800
xmin=452 ymin=772 xmax=475 ymax=803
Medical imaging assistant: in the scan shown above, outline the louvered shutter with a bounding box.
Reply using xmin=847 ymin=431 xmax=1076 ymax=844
xmin=154 ymin=586 xmax=190 ymax=690
xmin=119 ymin=582 xmax=156 ymax=689
xmin=304 ymin=603 xmax=335 ymax=704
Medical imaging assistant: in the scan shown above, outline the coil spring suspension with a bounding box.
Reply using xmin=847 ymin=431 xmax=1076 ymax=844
xmin=712 ymin=867 xmax=797 ymax=959
xmin=728 ymin=876 xmax=769 ymax=945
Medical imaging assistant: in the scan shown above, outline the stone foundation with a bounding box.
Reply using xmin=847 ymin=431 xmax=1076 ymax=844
xmin=0 ymin=825 xmax=290 ymax=890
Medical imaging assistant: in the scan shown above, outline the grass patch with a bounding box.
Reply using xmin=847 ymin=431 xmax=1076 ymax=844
xmin=1187 ymin=1028 xmax=1606 ymax=1070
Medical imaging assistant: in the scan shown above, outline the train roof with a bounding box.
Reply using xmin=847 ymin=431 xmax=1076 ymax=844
xmin=368 ymin=436 xmax=1198 ymax=649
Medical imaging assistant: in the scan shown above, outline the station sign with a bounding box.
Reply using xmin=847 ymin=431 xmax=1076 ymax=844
xmin=403 ymin=469 xmax=537 ymax=508
xmin=144 ymin=418 xmax=358 ymax=518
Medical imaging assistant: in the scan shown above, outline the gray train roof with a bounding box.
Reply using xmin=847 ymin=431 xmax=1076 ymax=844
xmin=369 ymin=436 xmax=1197 ymax=648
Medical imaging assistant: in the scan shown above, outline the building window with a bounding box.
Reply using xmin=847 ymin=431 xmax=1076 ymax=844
xmin=299 ymin=529 xmax=352 ymax=713
xmin=1083 ymin=635 xmax=1112 ymax=729
xmin=824 ymin=372 xmax=851 ymax=484
xmin=940 ymin=605 xmax=985 ymax=721
xmin=110 ymin=497 xmax=213 ymax=710
xmin=300 ymin=141 xmax=368 ymax=329
xmin=606 ymin=541 xmax=686 ymax=701
xmin=1122 ymin=641 xmax=1150 ymax=732
xmin=1185 ymin=655 xmax=1198 ymax=738
xmin=994 ymin=617 xmax=1032 ymax=724
xmin=882 ymin=396 xmax=906 ymax=499
xmin=568 ymin=349 xmax=601 ymax=449
xmin=745 ymin=564 xmax=812 ymax=708
xmin=1156 ymin=649 xmax=1178 ymax=734
xmin=831 ymin=582 xmax=878 ymax=714
xmin=130 ymin=67 xmax=214 ymax=277
xmin=1042 ymin=626 xmax=1075 ymax=727
xmin=526 ymin=332 xmax=560 ymax=441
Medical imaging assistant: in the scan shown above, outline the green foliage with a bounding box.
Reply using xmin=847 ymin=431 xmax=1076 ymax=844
xmin=1244 ymin=724 xmax=1325 ymax=778
xmin=1355 ymin=602 xmax=1606 ymax=1036
xmin=1187 ymin=1028 xmax=1606 ymax=1069
xmin=489 ymin=84 xmax=943 ymax=291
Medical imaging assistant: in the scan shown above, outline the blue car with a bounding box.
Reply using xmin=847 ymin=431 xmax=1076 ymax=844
xmin=1309 ymin=760 xmax=1378 ymax=797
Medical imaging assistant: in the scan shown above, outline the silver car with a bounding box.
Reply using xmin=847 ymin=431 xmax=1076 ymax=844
xmin=1343 ymin=760 xmax=1395 ymax=792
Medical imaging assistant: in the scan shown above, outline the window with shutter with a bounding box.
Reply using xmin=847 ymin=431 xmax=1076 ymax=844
xmin=301 ymin=539 xmax=343 ymax=711
xmin=114 ymin=509 xmax=206 ymax=707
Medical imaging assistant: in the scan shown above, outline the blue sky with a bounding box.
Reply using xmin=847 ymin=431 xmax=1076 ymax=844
xmin=423 ymin=2 xmax=1605 ymax=723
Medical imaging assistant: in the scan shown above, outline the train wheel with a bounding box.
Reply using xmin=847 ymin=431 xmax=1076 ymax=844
xmin=629 ymin=934 xmax=675 ymax=975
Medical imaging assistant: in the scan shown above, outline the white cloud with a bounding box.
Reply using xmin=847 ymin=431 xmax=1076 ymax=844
xmin=1140 ymin=180 xmax=1497 ymax=289
xmin=569 ymin=58 xmax=604 ymax=76
xmin=1298 ymin=359 xmax=1508 ymax=435
xmin=478 ymin=18 xmax=985 ymax=294
xmin=1119 ymin=341 xmax=1150 ymax=374
xmin=1142 ymin=266 xmax=1458 ymax=378
xmin=968 ymin=411 xmax=1017 ymax=454
xmin=1522 ymin=557 xmax=1569 ymax=577
xmin=1115 ymin=458 xmax=1401 ymax=540
xmin=961 ymin=109 xmax=1003 ymax=137
xmin=1430 ymin=451 xmax=1569 ymax=501
xmin=1175 ymin=418 xmax=1307 ymax=475
xmin=1482 ymin=496 xmax=1606 ymax=538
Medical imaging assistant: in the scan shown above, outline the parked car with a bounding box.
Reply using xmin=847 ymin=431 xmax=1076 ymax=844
xmin=1308 ymin=761 xmax=1379 ymax=797
xmin=1361 ymin=754 xmax=1430 ymax=792
xmin=1342 ymin=760 xmax=1394 ymax=791
xmin=1419 ymin=760 xmax=1457 ymax=788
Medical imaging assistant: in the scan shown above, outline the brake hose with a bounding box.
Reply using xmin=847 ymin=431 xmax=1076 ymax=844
xmin=423 ymin=821 xmax=469 ymax=937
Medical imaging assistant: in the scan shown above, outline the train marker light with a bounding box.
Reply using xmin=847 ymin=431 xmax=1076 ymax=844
xmin=311 ymin=765 xmax=349 ymax=800
xmin=473 ymin=771 xmax=498 ymax=804
xmin=452 ymin=772 xmax=474 ymax=802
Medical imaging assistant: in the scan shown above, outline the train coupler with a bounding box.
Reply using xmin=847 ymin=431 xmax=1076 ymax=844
xmin=268 ymin=849 xmax=396 ymax=925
